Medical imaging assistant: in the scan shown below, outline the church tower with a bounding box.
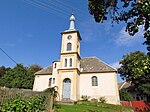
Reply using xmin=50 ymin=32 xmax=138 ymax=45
xmin=57 ymin=14 xmax=81 ymax=101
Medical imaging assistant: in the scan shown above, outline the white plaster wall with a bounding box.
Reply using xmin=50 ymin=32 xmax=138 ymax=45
xmin=33 ymin=75 xmax=52 ymax=91
xmin=79 ymin=72 xmax=120 ymax=104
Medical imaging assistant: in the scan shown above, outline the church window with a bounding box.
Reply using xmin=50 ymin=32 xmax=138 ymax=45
xmin=65 ymin=59 xmax=67 ymax=67
xmin=67 ymin=43 xmax=72 ymax=51
xmin=53 ymin=78 xmax=55 ymax=84
xmin=54 ymin=63 xmax=57 ymax=68
xmin=92 ymin=76 xmax=98 ymax=86
xmin=70 ymin=58 xmax=72 ymax=67
xmin=49 ymin=78 xmax=52 ymax=87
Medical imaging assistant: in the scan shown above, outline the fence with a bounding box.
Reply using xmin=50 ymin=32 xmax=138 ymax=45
xmin=120 ymin=101 xmax=150 ymax=112
xmin=0 ymin=87 xmax=53 ymax=111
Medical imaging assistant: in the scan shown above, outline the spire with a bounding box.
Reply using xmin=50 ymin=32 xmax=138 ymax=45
xmin=69 ymin=13 xmax=75 ymax=30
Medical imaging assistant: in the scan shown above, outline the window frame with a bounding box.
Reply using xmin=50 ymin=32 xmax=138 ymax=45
xmin=65 ymin=58 xmax=67 ymax=67
xmin=92 ymin=76 xmax=98 ymax=86
xmin=70 ymin=58 xmax=72 ymax=67
xmin=67 ymin=43 xmax=72 ymax=51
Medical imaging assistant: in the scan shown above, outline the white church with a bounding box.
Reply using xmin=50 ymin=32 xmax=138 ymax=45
xmin=33 ymin=14 xmax=120 ymax=104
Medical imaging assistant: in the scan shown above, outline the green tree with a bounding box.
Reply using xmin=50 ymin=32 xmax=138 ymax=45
xmin=119 ymin=90 xmax=133 ymax=101
xmin=0 ymin=64 xmax=42 ymax=89
xmin=118 ymin=51 xmax=150 ymax=96
xmin=88 ymin=0 xmax=150 ymax=53
xmin=0 ymin=66 xmax=11 ymax=77
xmin=28 ymin=64 xmax=42 ymax=74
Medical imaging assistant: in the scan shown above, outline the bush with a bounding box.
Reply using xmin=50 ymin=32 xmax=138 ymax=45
xmin=90 ymin=98 xmax=98 ymax=103
xmin=81 ymin=95 xmax=90 ymax=101
xmin=1 ymin=95 xmax=45 ymax=112
xmin=99 ymin=97 xmax=106 ymax=103
xmin=119 ymin=90 xmax=133 ymax=101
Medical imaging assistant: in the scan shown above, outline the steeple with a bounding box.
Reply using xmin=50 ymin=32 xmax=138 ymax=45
xmin=69 ymin=13 xmax=75 ymax=30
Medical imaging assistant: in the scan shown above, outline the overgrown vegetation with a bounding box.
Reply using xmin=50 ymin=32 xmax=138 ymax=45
xmin=119 ymin=90 xmax=133 ymax=101
xmin=99 ymin=97 xmax=106 ymax=103
xmin=1 ymin=95 xmax=45 ymax=112
xmin=0 ymin=87 xmax=54 ymax=112
xmin=81 ymin=95 xmax=91 ymax=101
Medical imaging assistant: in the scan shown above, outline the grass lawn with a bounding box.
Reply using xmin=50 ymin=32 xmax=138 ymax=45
xmin=55 ymin=101 xmax=133 ymax=112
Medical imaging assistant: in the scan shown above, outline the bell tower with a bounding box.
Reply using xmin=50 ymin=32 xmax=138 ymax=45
xmin=57 ymin=14 xmax=81 ymax=101
xmin=60 ymin=14 xmax=81 ymax=70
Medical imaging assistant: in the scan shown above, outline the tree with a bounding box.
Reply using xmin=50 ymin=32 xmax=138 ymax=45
xmin=88 ymin=0 xmax=150 ymax=54
xmin=0 ymin=66 xmax=11 ymax=77
xmin=118 ymin=51 xmax=150 ymax=96
xmin=28 ymin=64 xmax=42 ymax=74
xmin=119 ymin=90 xmax=133 ymax=101
xmin=0 ymin=64 xmax=42 ymax=89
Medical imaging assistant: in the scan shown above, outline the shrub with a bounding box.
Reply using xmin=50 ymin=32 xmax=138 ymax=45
xmin=90 ymin=98 xmax=98 ymax=103
xmin=81 ymin=95 xmax=90 ymax=101
xmin=1 ymin=95 xmax=45 ymax=112
xmin=99 ymin=97 xmax=106 ymax=103
xmin=119 ymin=90 xmax=133 ymax=101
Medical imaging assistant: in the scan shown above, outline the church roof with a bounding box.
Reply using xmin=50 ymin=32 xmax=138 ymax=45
xmin=35 ymin=65 xmax=53 ymax=75
xmin=80 ymin=57 xmax=116 ymax=73
xmin=35 ymin=57 xmax=116 ymax=75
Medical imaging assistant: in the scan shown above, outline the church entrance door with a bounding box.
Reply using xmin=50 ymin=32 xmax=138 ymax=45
xmin=63 ymin=78 xmax=71 ymax=99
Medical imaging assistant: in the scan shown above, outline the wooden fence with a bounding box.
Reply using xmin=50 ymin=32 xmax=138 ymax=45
xmin=120 ymin=101 xmax=150 ymax=112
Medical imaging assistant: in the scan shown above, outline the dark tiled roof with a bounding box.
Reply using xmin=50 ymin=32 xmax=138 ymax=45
xmin=35 ymin=65 xmax=53 ymax=75
xmin=118 ymin=81 xmax=131 ymax=90
xmin=118 ymin=81 xmax=135 ymax=92
xmin=80 ymin=57 xmax=116 ymax=73
xmin=35 ymin=57 xmax=116 ymax=75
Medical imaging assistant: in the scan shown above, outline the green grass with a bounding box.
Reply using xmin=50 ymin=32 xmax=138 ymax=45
xmin=55 ymin=101 xmax=133 ymax=112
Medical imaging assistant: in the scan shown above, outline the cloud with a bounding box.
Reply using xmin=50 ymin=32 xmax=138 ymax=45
xmin=110 ymin=61 xmax=121 ymax=69
xmin=114 ymin=26 xmax=144 ymax=46
xmin=79 ymin=18 xmax=112 ymax=42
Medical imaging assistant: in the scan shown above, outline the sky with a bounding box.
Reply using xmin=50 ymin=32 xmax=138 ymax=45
xmin=0 ymin=0 xmax=147 ymax=82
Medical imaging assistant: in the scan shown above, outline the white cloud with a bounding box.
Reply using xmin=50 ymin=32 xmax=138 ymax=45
xmin=79 ymin=18 xmax=112 ymax=42
xmin=110 ymin=61 xmax=121 ymax=69
xmin=115 ymin=26 xmax=144 ymax=46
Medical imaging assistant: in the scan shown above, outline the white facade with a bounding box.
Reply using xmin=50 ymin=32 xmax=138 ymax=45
xmin=33 ymin=14 xmax=120 ymax=104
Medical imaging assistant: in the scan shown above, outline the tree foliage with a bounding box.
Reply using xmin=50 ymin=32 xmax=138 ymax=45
xmin=88 ymin=0 xmax=150 ymax=53
xmin=118 ymin=51 xmax=150 ymax=96
xmin=0 ymin=64 xmax=42 ymax=89
xmin=119 ymin=90 xmax=133 ymax=101
xmin=0 ymin=66 xmax=11 ymax=77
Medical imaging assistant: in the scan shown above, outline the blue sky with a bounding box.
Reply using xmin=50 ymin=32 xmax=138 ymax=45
xmin=0 ymin=0 xmax=147 ymax=82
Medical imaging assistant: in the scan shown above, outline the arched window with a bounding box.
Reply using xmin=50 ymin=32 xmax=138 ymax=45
xmin=67 ymin=43 xmax=72 ymax=51
xmin=49 ymin=78 xmax=52 ymax=87
xmin=65 ymin=59 xmax=67 ymax=67
xmin=92 ymin=76 xmax=98 ymax=86
xmin=53 ymin=78 xmax=55 ymax=84
xmin=54 ymin=63 xmax=57 ymax=68
xmin=70 ymin=58 xmax=72 ymax=67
